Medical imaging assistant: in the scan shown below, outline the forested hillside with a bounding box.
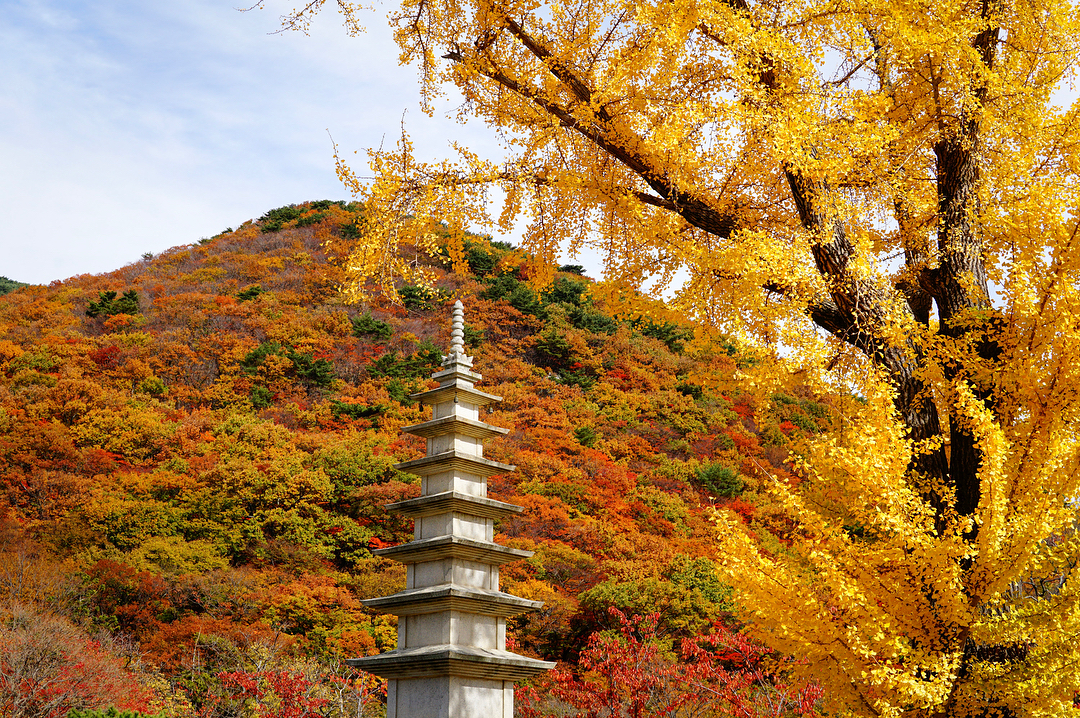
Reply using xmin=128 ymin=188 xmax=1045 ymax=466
xmin=0 ymin=202 xmax=836 ymax=717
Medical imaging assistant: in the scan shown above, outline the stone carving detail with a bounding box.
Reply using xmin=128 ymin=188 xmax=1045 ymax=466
xmin=347 ymin=300 xmax=553 ymax=718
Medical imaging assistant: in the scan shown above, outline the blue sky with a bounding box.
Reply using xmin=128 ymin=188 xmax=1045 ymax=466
xmin=1 ymin=0 xmax=509 ymax=284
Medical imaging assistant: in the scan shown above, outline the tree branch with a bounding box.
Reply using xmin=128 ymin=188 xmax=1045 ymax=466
xmin=442 ymin=46 xmax=740 ymax=238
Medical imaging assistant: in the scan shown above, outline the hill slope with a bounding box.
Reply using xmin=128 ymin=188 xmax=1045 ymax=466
xmin=0 ymin=202 xmax=833 ymax=716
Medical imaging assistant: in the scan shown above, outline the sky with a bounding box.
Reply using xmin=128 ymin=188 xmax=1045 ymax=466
xmin=0 ymin=0 xmax=517 ymax=285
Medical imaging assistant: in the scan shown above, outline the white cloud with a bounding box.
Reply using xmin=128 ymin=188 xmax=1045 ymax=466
xmin=0 ymin=0 xmax=510 ymax=284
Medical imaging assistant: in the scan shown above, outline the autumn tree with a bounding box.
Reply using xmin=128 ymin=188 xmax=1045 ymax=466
xmin=252 ymin=0 xmax=1080 ymax=715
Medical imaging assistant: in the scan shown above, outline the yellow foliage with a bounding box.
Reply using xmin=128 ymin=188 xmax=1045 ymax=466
xmin=122 ymin=536 xmax=229 ymax=575
xmin=0 ymin=339 xmax=24 ymax=364
xmin=71 ymin=406 xmax=173 ymax=464
xmin=312 ymin=310 xmax=353 ymax=337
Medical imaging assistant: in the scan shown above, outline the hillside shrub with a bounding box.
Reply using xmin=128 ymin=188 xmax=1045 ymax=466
xmin=465 ymin=242 xmax=498 ymax=276
xmin=697 ymin=463 xmax=743 ymax=498
xmin=86 ymin=291 xmax=139 ymax=318
xmin=241 ymin=342 xmax=335 ymax=388
xmin=68 ymin=709 xmax=163 ymax=718
xmin=535 ymin=330 xmax=597 ymax=388
xmin=241 ymin=342 xmax=283 ymax=372
xmin=258 ymin=205 xmax=304 ymax=232
xmin=0 ymin=276 xmax=27 ymax=296
xmin=137 ymin=377 xmax=166 ymax=396
xmin=789 ymin=412 xmax=818 ymax=433
xmin=351 ymin=312 xmax=392 ymax=341
xmin=339 ymin=218 xmax=364 ymax=239
xmin=633 ymin=317 xmax=693 ymax=353
xmin=330 ymin=401 xmax=384 ymax=421
xmin=399 ymin=284 xmax=447 ymax=311
xmin=480 ymin=275 xmax=545 ymax=317
xmin=288 ymin=351 xmax=335 ymax=387
xmin=676 ymin=381 xmax=703 ymax=399
xmin=367 ymin=341 xmax=442 ymax=380
xmin=463 ymin=323 xmax=484 ymax=347
xmin=543 ymin=277 xmax=587 ymax=306
xmin=386 ymin=379 xmax=412 ymax=404
xmin=574 ymin=426 xmax=598 ymax=447
xmin=296 ymin=212 xmax=327 ymax=227
xmin=250 ymin=386 xmax=274 ymax=409
xmin=568 ymin=306 xmax=618 ymax=334
xmin=534 ymin=330 xmax=573 ymax=369
xmin=237 ymin=285 xmax=265 ymax=302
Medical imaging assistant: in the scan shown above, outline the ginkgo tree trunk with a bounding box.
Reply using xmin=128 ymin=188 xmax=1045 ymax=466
xmin=252 ymin=0 xmax=1080 ymax=714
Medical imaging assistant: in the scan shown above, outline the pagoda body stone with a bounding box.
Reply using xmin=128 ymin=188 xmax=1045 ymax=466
xmin=348 ymin=301 xmax=553 ymax=718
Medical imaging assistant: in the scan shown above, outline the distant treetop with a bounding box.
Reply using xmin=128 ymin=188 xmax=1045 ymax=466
xmin=0 ymin=276 xmax=27 ymax=296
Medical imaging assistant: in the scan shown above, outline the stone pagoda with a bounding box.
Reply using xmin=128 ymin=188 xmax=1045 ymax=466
xmin=348 ymin=301 xmax=553 ymax=718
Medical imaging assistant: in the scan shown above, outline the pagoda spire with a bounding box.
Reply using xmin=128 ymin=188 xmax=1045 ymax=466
xmin=348 ymin=300 xmax=552 ymax=718
xmin=448 ymin=300 xmax=466 ymax=357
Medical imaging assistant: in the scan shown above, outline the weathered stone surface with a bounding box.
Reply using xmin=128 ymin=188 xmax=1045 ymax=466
xmin=387 ymin=677 xmax=517 ymax=718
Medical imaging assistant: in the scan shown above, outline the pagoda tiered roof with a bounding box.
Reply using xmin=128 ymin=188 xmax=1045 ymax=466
xmin=385 ymin=491 xmax=523 ymax=520
xmin=409 ymin=383 xmax=502 ymax=406
xmin=371 ymin=535 xmax=532 ymax=564
xmin=362 ymin=584 xmax=542 ymax=617
xmin=393 ymin=450 xmax=515 ymax=478
xmin=402 ymin=415 xmax=510 ymax=440
xmin=349 ymin=644 xmax=553 ymax=681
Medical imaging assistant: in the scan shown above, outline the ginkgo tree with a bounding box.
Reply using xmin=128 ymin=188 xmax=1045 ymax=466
xmin=252 ymin=0 xmax=1080 ymax=714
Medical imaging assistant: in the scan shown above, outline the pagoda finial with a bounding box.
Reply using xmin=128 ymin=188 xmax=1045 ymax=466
xmin=437 ymin=301 xmax=475 ymax=377
xmin=449 ymin=300 xmax=465 ymax=356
